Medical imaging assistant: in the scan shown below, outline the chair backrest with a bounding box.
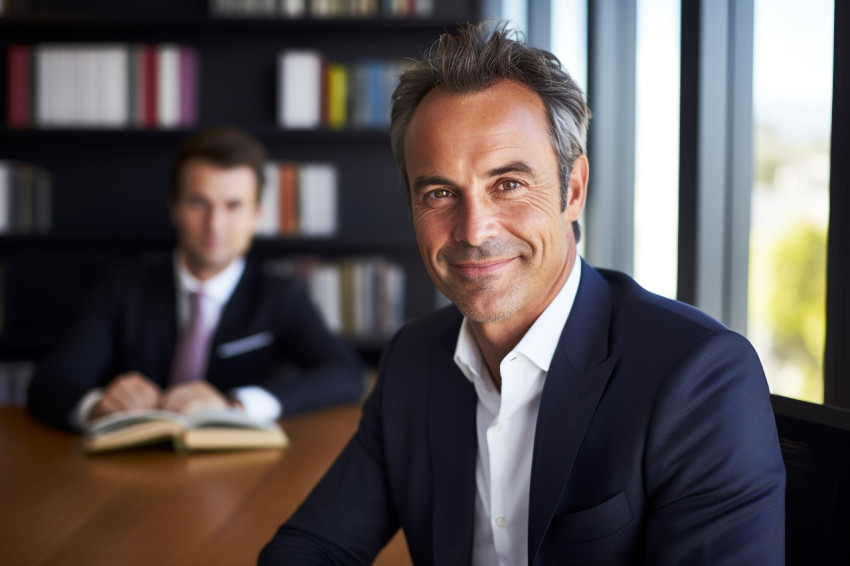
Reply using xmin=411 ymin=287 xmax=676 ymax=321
xmin=771 ymin=394 xmax=850 ymax=565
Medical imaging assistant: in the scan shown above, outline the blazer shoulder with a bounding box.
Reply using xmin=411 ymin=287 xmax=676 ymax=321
xmin=597 ymin=267 xmax=727 ymax=339
xmin=247 ymin=259 xmax=306 ymax=300
xmin=590 ymin=267 xmax=761 ymax=380
xmin=213 ymin=259 xmax=301 ymax=322
xmin=86 ymin=254 xmax=173 ymax=307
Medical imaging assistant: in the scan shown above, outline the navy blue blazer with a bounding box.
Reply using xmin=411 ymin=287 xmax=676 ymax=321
xmin=27 ymin=256 xmax=365 ymax=431
xmin=260 ymin=261 xmax=785 ymax=565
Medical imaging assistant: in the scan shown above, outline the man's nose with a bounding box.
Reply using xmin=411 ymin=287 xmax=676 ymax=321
xmin=452 ymin=196 xmax=499 ymax=247
xmin=206 ymin=207 xmax=226 ymax=232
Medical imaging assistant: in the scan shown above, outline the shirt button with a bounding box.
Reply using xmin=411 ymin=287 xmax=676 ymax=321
xmin=495 ymin=516 xmax=507 ymax=528
xmin=490 ymin=424 xmax=501 ymax=434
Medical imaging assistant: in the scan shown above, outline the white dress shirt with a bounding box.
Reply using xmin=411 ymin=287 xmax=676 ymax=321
xmin=454 ymin=257 xmax=582 ymax=566
xmin=71 ymin=253 xmax=281 ymax=429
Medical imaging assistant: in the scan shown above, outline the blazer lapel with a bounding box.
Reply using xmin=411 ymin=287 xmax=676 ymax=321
xmin=527 ymin=261 xmax=617 ymax=564
xmin=429 ymin=325 xmax=478 ymax=566
xmin=211 ymin=260 xmax=255 ymax=348
xmin=150 ymin=260 xmax=178 ymax=386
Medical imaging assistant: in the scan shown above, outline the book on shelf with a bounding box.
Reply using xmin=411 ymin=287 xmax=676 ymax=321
xmin=269 ymin=256 xmax=405 ymax=337
xmin=6 ymin=44 xmax=31 ymax=128
xmin=327 ymin=62 xmax=349 ymax=129
xmin=179 ymin=47 xmax=198 ymax=127
xmin=259 ymin=162 xmax=281 ymax=234
xmin=5 ymin=43 xmax=198 ymax=129
xmin=298 ymin=163 xmax=337 ymax=236
xmin=256 ymin=160 xmax=338 ymax=237
xmin=0 ymin=161 xmax=51 ymax=234
xmin=83 ymin=407 xmax=289 ymax=454
xmin=211 ymin=0 xmax=429 ymax=18
xmin=279 ymin=0 xmax=308 ymax=18
xmin=157 ymin=44 xmax=180 ymax=129
xmin=277 ymin=50 xmax=407 ymax=130
xmin=141 ymin=43 xmax=158 ymax=127
xmin=349 ymin=59 xmax=407 ymax=128
xmin=278 ymin=162 xmax=299 ymax=234
xmin=209 ymin=0 xmax=279 ymax=17
xmin=278 ymin=49 xmax=325 ymax=129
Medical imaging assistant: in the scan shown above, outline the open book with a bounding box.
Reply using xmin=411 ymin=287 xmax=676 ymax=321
xmin=83 ymin=408 xmax=289 ymax=453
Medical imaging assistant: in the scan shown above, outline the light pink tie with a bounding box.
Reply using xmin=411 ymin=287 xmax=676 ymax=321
xmin=169 ymin=290 xmax=211 ymax=385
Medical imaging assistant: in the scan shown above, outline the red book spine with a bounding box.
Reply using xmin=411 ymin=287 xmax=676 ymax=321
xmin=278 ymin=163 xmax=298 ymax=236
xmin=320 ymin=55 xmax=329 ymax=128
xmin=7 ymin=44 xmax=32 ymax=128
xmin=143 ymin=44 xmax=158 ymax=129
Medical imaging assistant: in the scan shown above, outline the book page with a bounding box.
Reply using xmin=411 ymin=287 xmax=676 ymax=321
xmin=185 ymin=407 xmax=277 ymax=430
xmin=87 ymin=409 xmax=190 ymax=435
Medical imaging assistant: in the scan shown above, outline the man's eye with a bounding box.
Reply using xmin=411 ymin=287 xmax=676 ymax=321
xmin=428 ymin=188 xmax=452 ymax=199
xmin=499 ymin=180 xmax=521 ymax=191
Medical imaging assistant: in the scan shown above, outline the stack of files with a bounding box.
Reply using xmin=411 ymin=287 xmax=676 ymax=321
xmin=0 ymin=161 xmax=52 ymax=234
xmin=277 ymin=50 xmax=406 ymax=129
xmin=256 ymin=161 xmax=338 ymax=237
xmin=269 ymin=256 xmax=406 ymax=338
xmin=6 ymin=43 xmax=198 ymax=129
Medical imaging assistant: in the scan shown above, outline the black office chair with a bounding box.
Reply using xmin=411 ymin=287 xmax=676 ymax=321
xmin=771 ymin=394 xmax=850 ymax=565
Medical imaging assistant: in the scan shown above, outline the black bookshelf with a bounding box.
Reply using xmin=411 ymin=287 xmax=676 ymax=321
xmin=0 ymin=0 xmax=476 ymax=366
xmin=0 ymin=233 xmax=422 ymax=255
xmin=0 ymin=126 xmax=396 ymax=141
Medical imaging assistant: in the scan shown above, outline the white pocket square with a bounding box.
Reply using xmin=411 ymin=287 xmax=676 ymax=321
xmin=217 ymin=331 xmax=274 ymax=358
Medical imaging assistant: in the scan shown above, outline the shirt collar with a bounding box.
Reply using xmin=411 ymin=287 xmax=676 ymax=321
xmin=173 ymin=251 xmax=246 ymax=305
xmin=454 ymin=256 xmax=582 ymax=383
xmin=514 ymin=257 xmax=582 ymax=372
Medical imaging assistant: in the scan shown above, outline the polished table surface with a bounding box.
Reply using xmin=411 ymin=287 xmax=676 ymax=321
xmin=0 ymin=405 xmax=411 ymax=566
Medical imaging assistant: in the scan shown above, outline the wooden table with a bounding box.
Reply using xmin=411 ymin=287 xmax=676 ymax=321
xmin=0 ymin=405 xmax=411 ymax=565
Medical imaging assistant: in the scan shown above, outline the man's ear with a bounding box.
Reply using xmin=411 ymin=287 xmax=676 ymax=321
xmin=565 ymin=154 xmax=589 ymax=222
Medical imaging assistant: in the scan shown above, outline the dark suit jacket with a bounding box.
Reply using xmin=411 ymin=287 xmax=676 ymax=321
xmin=27 ymin=256 xmax=365 ymax=431
xmin=260 ymin=261 xmax=785 ymax=565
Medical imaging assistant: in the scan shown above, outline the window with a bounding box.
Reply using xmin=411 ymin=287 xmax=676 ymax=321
xmin=513 ymin=0 xmax=849 ymax=406
xmin=748 ymin=0 xmax=834 ymax=402
xmin=549 ymin=0 xmax=588 ymax=92
xmin=633 ymin=0 xmax=680 ymax=299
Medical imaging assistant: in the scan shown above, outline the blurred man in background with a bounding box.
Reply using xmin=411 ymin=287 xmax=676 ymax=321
xmin=28 ymin=127 xmax=364 ymax=431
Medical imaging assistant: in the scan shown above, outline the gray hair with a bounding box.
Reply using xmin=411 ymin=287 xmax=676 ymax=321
xmin=390 ymin=20 xmax=591 ymax=241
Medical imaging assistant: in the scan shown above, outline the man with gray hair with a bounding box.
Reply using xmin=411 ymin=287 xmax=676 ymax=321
xmin=260 ymin=21 xmax=784 ymax=565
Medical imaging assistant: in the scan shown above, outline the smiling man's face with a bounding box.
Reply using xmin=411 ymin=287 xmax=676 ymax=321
xmin=405 ymin=80 xmax=586 ymax=332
